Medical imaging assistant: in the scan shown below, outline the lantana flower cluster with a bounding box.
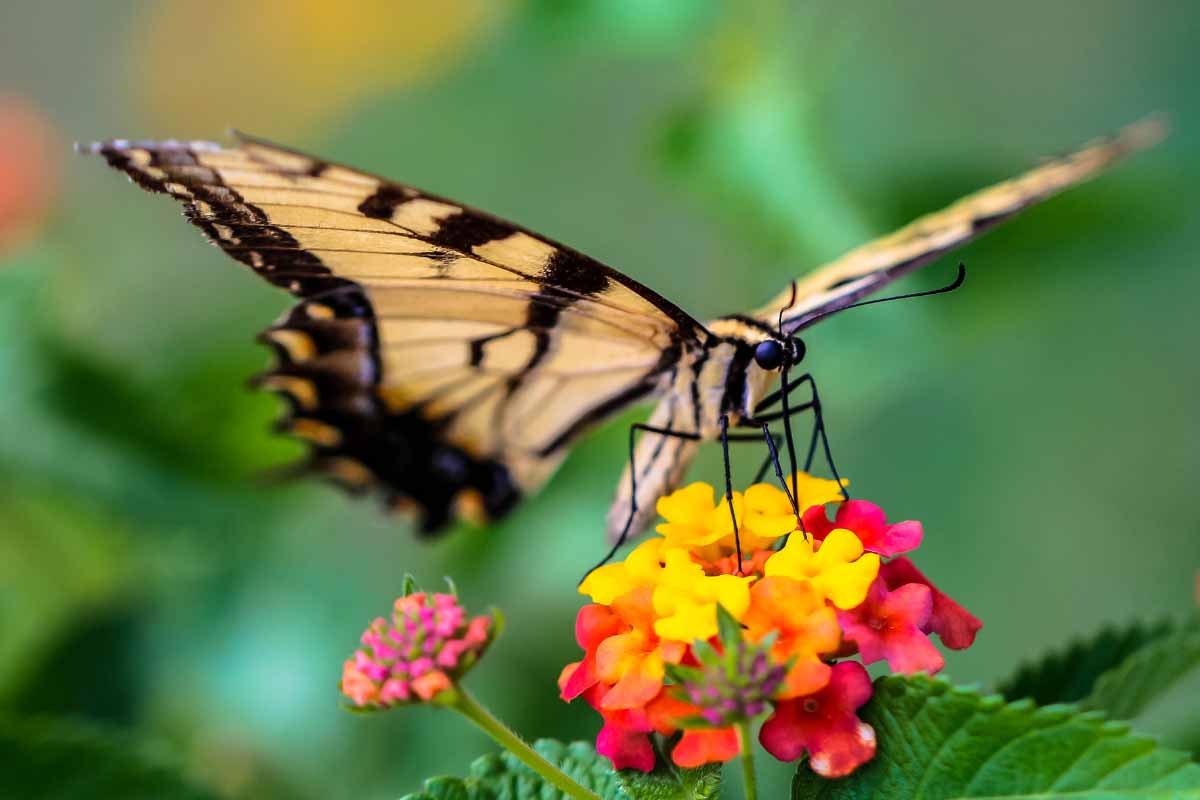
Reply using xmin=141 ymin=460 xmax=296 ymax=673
xmin=341 ymin=590 xmax=495 ymax=708
xmin=559 ymin=473 xmax=981 ymax=778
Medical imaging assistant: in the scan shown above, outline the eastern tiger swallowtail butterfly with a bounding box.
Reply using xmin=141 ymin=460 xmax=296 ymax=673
xmin=83 ymin=118 xmax=1163 ymax=555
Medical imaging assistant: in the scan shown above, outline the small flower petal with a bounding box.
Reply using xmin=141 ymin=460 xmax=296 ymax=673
xmin=805 ymin=500 xmax=923 ymax=557
xmin=882 ymin=557 xmax=982 ymax=649
xmin=838 ymin=580 xmax=943 ymax=674
xmin=672 ymin=727 xmax=741 ymax=768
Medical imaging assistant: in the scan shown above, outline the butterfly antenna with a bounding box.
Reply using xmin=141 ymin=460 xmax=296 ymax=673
xmin=777 ymin=280 xmax=799 ymax=336
xmin=774 ymin=281 xmax=802 ymax=505
xmin=804 ymin=263 xmax=967 ymax=328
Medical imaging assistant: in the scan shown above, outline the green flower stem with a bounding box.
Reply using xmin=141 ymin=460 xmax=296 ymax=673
xmin=448 ymin=686 xmax=602 ymax=800
xmin=736 ymin=721 xmax=758 ymax=800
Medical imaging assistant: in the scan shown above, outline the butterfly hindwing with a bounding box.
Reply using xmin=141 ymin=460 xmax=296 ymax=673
xmin=87 ymin=134 xmax=706 ymax=532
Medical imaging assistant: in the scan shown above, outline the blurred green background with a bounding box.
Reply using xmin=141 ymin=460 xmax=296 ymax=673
xmin=1 ymin=1 xmax=1197 ymax=797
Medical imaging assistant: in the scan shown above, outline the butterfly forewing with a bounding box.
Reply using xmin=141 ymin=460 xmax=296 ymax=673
xmin=87 ymin=134 xmax=705 ymax=531
xmin=755 ymin=117 xmax=1166 ymax=333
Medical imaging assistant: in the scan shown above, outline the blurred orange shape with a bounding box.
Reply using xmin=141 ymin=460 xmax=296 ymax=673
xmin=0 ymin=96 xmax=59 ymax=257
xmin=129 ymin=0 xmax=512 ymax=132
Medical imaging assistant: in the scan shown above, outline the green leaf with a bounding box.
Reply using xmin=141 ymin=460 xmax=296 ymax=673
xmin=0 ymin=716 xmax=218 ymax=800
xmin=664 ymin=662 xmax=703 ymax=686
xmin=399 ymin=739 xmax=622 ymax=799
xmin=1083 ymin=622 xmax=1200 ymax=724
xmin=398 ymin=739 xmax=720 ymax=800
xmin=615 ymin=742 xmax=722 ymax=800
xmin=996 ymin=619 xmax=1174 ymax=705
xmin=715 ymin=603 xmax=742 ymax=652
xmin=792 ymin=675 xmax=1200 ymax=799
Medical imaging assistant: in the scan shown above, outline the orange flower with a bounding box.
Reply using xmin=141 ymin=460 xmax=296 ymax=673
xmin=742 ymin=577 xmax=841 ymax=698
xmin=592 ymin=588 xmax=684 ymax=710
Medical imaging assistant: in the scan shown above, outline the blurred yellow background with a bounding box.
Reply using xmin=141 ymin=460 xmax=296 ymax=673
xmin=1 ymin=1 xmax=1196 ymax=798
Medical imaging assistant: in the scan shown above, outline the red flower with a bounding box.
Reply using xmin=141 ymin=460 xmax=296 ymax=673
xmin=881 ymin=557 xmax=982 ymax=649
xmin=803 ymin=500 xmax=922 ymax=557
xmin=559 ymin=604 xmax=624 ymax=701
xmin=837 ymin=580 xmax=944 ymax=674
xmin=759 ymin=661 xmax=876 ymax=778
xmin=590 ymin=687 xmax=698 ymax=772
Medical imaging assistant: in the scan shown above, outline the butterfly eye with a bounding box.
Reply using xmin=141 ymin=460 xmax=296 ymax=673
xmin=753 ymin=340 xmax=785 ymax=370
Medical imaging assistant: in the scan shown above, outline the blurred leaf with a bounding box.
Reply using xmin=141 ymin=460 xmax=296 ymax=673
xmin=399 ymin=739 xmax=630 ymax=799
xmin=792 ymin=675 xmax=1200 ymax=799
xmin=1083 ymin=621 xmax=1200 ymax=749
xmin=525 ymin=0 xmax=719 ymax=53
xmin=996 ymin=618 xmax=1174 ymax=705
xmin=39 ymin=335 xmax=292 ymax=483
xmin=0 ymin=716 xmax=217 ymax=799
xmin=0 ymin=480 xmax=136 ymax=704
xmin=656 ymin=8 xmax=874 ymax=270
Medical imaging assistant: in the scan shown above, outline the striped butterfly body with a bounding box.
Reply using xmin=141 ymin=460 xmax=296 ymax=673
xmin=85 ymin=119 xmax=1162 ymax=546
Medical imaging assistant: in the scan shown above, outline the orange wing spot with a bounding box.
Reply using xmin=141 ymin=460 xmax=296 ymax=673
xmin=389 ymin=495 xmax=421 ymax=523
xmin=259 ymin=375 xmax=319 ymax=410
xmin=454 ymin=488 xmax=489 ymax=527
xmin=304 ymin=303 xmax=335 ymax=320
xmin=323 ymin=456 xmax=373 ymax=489
xmin=264 ymin=328 xmax=317 ymax=363
xmin=289 ymin=418 xmax=342 ymax=447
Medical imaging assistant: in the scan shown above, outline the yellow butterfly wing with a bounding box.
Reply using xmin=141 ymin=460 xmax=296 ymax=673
xmin=756 ymin=117 xmax=1166 ymax=332
xmin=86 ymin=133 xmax=708 ymax=531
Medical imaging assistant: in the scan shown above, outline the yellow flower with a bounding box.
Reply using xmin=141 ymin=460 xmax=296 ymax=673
xmin=579 ymin=537 xmax=670 ymax=605
xmin=656 ymin=483 xmax=736 ymax=550
xmin=743 ymin=483 xmax=801 ymax=541
xmin=656 ymin=481 xmax=794 ymax=559
xmin=748 ymin=473 xmax=849 ymax=518
xmin=764 ymin=529 xmax=879 ymax=609
xmin=652 ymin=549 xmax=752 ymax=642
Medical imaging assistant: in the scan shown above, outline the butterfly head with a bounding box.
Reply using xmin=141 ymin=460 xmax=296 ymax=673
xmin=752 ymin=337 xmax=805 ymax=372
xmin=737 ymin=334 xmax=806 ymax=419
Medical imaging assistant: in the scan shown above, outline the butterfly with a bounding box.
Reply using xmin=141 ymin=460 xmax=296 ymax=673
xmin=84 ymin=118 xmax=1162 ymax=557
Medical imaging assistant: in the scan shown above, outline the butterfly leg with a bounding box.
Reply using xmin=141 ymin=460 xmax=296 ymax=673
xmin=758 ymin=423 xmax=801 ymax=514
xmin=718 ymin=414 xmax=747 ymax=574
xmin=581 ymin=422 xmax=701 ymax=582
xmin=803 ymin=377 xmax=848 ymax=501
xmin=745 ymin=373 xmax=849 ymax=502
xmin=753 ymin=431 xmax=782 ymax=483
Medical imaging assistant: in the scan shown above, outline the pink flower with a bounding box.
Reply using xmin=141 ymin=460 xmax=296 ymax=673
xmin=759 ymin=661 xmax=876 ymax=778
xmin=340 ymin=590 xmax=495 ymax=708
xmin=837 ymin=580 xmax=944 ymax=674
xmin=881 ymin=557 xmax=982 ymax=649
xmin=596 ymin=713 xmax=656 ymax=772
xmin=803 ymin=500 xmax=922 ymax=557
